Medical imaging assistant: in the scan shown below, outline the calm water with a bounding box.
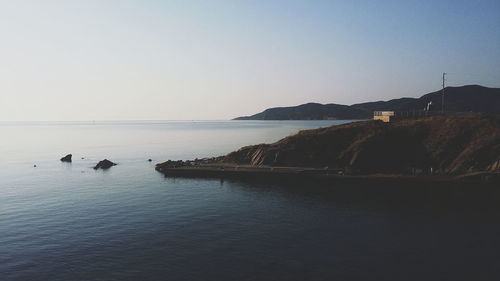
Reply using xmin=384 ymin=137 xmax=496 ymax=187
xmin=1 ymin=120 xmax=499 ymax=281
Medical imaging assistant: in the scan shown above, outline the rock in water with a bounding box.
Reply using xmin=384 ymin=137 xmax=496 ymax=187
xmin=60 ymin=154 xmax=72 ymax=162
xmin=93 ymin=159 xmax=117 ymax=170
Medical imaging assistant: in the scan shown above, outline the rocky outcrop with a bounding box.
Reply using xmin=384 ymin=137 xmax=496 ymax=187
xmin=224 ymin=114 xmax=500 ymax=175
xmin=93 ymin=159 xmax=117 ymax=170
xmin=156 ymin=157 xmax=224 ymax=173
xmin=60 ymin=154 xmax=72 ymax=162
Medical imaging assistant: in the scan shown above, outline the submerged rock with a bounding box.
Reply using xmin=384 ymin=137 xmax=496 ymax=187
xmin=60 ymin=154 xmax=72 ymax=162
xmin=93 ymin=159 xmax=117 ymax=170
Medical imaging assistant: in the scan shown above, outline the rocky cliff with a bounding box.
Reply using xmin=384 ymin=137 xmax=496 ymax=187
xmin=224 ymin=114 xmax=500 ymax=175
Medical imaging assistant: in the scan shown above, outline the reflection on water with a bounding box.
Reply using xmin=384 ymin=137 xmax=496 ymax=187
xmin=1 ymin=121 xmax=499 ymax=281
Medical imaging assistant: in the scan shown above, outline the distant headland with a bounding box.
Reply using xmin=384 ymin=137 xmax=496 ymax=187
xmin=233 ymin=85 xmax=500 ymax=120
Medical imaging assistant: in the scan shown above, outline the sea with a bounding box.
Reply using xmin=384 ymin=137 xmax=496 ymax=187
xmin=1 ymin=120 xmax=499 ymax=281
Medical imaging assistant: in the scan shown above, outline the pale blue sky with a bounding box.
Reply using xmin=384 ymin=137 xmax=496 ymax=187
xmin=0 ymin=0 xmax=499 ymax=121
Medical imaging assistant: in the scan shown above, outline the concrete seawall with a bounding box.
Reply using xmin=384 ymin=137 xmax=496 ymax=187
xmin=155 ymin=164 xmax=500 ymax=185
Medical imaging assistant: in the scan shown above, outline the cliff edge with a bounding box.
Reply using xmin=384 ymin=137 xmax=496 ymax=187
xmin=224 ymin=114 xmax=500 ymax=175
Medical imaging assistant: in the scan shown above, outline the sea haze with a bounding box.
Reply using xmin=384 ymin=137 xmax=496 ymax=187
xmin=1 ymin=120 xmax=500 ymax=281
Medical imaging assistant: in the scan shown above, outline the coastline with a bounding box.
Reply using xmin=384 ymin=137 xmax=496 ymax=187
xmin=155 ymin=114 xmax=500 ymax=186
xmin=156 ymin=164 xmax=500 ymax=185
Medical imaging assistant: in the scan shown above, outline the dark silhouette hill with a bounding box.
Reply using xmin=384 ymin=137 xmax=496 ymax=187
xmin=234 ymin=85 xmax=500 ymax=120
xmin=225 ymin=114 xmax=500 ymax=175
xmin=234 ymin=103 xmax=367 ymax=120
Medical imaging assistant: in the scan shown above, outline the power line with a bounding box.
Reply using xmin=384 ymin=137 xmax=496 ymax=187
xmin=442 ymin=72 xmax=446 ymax=113
xmin=443 ymin=72 xmax=500 ymax=86
xmin=446 ymin=78 xmax=500 ymax=85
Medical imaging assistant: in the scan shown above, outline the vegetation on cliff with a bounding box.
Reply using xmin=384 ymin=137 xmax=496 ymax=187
xmin=225 ymin=114 xmax=500 ymax=175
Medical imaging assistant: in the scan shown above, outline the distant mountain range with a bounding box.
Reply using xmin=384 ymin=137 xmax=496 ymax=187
xmin=233 ymin=85 xmax=500 ymax=120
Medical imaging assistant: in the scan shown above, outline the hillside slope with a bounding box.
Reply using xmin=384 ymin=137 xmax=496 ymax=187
xmin=225 ymin=114 xmax=500 ymax=175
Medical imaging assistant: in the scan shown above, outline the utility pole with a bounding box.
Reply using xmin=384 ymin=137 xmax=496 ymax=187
xmin=441 ymin=72 xmax=446 ymax=113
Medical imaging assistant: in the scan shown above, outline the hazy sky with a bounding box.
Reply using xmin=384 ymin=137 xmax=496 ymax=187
xmin=0 ymin=0 xmax=499 ymax=121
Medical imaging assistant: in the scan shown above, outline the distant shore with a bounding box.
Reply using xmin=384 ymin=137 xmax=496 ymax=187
xmin=233 ymin=85 xmax=500 ymax=120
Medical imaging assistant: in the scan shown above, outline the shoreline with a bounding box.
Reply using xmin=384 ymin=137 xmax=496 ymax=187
xmin=153 ymin=114 xmax=500 ymax=186
xmin=155 ymin=164 xmax=500 ymax=185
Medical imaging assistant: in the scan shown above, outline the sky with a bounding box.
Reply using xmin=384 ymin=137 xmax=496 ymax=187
xmin=0 ymin=0 xmax=499 ymax=121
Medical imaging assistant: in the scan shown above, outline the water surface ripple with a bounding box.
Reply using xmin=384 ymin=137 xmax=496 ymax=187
xmin=1 ymin=121 xmax=499 ymax=280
